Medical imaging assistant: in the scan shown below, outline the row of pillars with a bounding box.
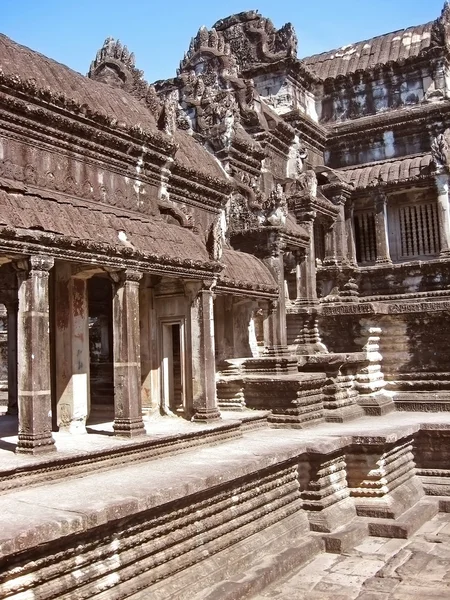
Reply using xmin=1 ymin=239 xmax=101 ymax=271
xmin=10 ymin=256 xmax=219 ymax=455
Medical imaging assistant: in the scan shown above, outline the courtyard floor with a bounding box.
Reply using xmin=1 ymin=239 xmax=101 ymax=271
xmin=250 ymin=512 xmax=450 ymax=599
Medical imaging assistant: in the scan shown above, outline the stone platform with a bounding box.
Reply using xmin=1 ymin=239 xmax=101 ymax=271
xmin=1 ymin=412 xmax=450 ymax=599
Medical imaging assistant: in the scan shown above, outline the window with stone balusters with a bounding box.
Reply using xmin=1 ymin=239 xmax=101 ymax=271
xmin=387 ymin=190 xmax=440 ymax=261
xmin=353 ymin=189 xmax=441 ymax=264
xmin=354 ymin=208 xmax=377 ymax=264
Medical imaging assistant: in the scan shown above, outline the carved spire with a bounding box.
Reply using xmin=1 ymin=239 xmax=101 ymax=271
xmin=88 ymin=37 xmax=163 ymax=120
xmin=431 ymin=2 xmax=450 ymax=47
xmin=88 ymin=37 xmax=147 ymax=98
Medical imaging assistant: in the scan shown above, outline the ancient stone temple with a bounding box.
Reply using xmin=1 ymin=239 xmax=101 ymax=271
xmin=2 ymin=4 xmax=450 ymax=600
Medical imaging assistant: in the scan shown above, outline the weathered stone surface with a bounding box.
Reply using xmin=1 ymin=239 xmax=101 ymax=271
xmin=1 ymin=3 xmax=450 ymax=599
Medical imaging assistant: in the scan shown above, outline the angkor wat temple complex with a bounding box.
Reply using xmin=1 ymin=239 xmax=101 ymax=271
xmin=2 ymin=4 xmax=450 ymax=599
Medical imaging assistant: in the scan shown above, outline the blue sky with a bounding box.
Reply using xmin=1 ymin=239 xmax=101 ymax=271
xmin=2 ymin=1 xmax=447 ymax=82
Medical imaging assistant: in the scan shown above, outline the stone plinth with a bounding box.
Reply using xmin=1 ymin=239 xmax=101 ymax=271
xmin=346 ymin=430 xmax=423 ymax=520
xmin=216 ymin=379 xmax=246 ymax=411
xmin=249 ymin=375 xmax=326 ymax=428
xmin=298 ymin=441 xmax=357 ymax=533
xmin=298 ymin=353 xmax=365 ymax=423
xmin=415 ymin=427 xmax=450 ymax=496
xmin=216 ymin=357 xmax=325 ymax=427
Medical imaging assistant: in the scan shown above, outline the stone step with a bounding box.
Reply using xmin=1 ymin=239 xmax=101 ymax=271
xmin=363 ymin=499 xmax=439 ymax=539
xmin=193 ymin=538 xmax=322 ymax=600
xmin=319 ymin=520 xmax=369 ymax=554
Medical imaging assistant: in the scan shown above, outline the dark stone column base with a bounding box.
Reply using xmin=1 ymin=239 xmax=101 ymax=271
xmin=191 ymin=407 xmax=221 ymax=423
xmin=113 ymin=417 xmax=146 ymax=438
xmin=16 ymin=432 xmax=56 ymax=455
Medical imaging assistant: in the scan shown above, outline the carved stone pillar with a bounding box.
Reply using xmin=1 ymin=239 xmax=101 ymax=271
xmin=333 ymin=196 xmax=348 ymax=265
xmin=113 ymin=270 xmax=146 ymax=437
xmin=188 ymin=282 xmax=220 ymax=422
xmin=262 ymin=299 xmax=280 ymax=353
xmin=344 ymin=198 xmax=358 ymax=266
xmin=55 ymin=264 xmax=91 ymax=434
xmin=435 ymin=173 xmax=450 ymax=256
xmin=16 ymin=256 xmax=56 ymax=455
xmin=374 ymin=191 xmax=392 ymax=265
xmin=296 ymin=239 xmax=317 ymax=305
xmin=5 ymin=300 xmax=18 ymax=416
xmin=294 ymin=250 xmax=303 ymax=303
xmin=264 ymin=249 xmax=288 ymax=349
xmin=323 ymin=223 xmax=338 ymax=266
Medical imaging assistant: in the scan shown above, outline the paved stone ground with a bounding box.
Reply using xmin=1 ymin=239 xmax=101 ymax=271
xmin=251 ymin=513 xmax=450 ymax=599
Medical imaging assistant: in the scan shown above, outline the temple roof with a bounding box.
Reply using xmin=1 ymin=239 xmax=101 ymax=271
xmin=303 ymin=21 xmax=434 ymax=80
xmin=340 ymin=153 xmax=434 ymax=190
xmin=219 ymin=249 xmax=277 ymax=296
xmin=0 ymin=34 xmax=159 ymax=132
xmin=0 ymin=187 xmax=216 ymax=273
xmin=0 ymin=34 xmax=228 ymax=183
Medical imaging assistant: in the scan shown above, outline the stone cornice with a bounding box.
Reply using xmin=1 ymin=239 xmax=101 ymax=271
xmin=282 ymin=109 xmax=328 ymax=150
xmin=215 ymin=281 xmax=277 ymax=299
xmin=0 ymin=230 xmax=221 ymax=280
xmin=320 ymin=50 xmax=445 ymax=92
xmin=327 ymin=101 xmax=450 ymax=142
xmin=242 ymin=56 xmax=320 ymax=88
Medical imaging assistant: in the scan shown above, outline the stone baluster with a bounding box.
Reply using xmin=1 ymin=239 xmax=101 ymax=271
xmin=188 ymin=281 xmax=221 ymax=422
xmin=5 ymin=300 xmax=18 ymax=416
xmin=374 ymin=190 xmax=392 ymax=265
xmin=113 ymin=269 xmax=146 ymax=437
xmin=435 ymin=173 xmax=450 ymax=256
xmin=16 ymin=255 xmax=56 ymax=455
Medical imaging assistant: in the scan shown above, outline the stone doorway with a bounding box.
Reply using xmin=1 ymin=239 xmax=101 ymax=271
xmin=161 ymin=320 xmax=186 ymax=416
xmin=88 ymin=277 xmax=114 ymax=416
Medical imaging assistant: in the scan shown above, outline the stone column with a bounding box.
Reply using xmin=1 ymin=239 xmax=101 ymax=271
xmin=374 ymin=191 xmax=392 ymax=264
xmin=55 ymin=264 xmax=90 ymax=434
xmin=323 ymin=223 xmax=338 ymax=266
xmin=16 ymin=256 xmax=56 ymax=455
xmin=113 ymin=270 xmax=146 ymax=437
xmin=188 ymin=282 xmax=220 ymax=422
xmin=264 ymin=250 xmax=288 ymax=349
xmin=344 ymin=198 xmax=358 ymax=266
xmin=333 ymin=196 xmax=348 ymax=265
xmin=262 ymin=299 xmax=280 ymax=353
xmin=435 ymin=173 xmax=450 ymax=256
xmin=296 ymin=242 xmax=317 ymax=305
xmin=5 ymin=300 xmax=18 ymax=416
